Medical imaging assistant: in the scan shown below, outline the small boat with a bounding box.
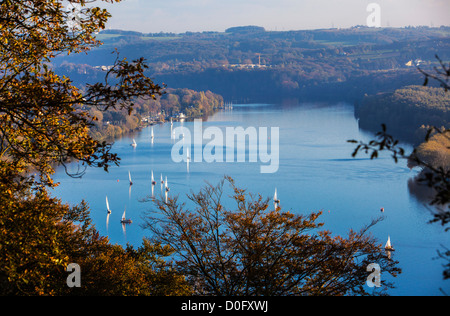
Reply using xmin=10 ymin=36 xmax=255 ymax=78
xmin=131 ymin=138 xmax=137 ymax=148
xmin=385 ymin=236 xmax=395 ymax=251
xmin=151 ymin=171 xmax=157 ymax=186
xmin=274 ymin=188 xmax=280 ymax=209
xmin=128 ymin=171 xmax=133 ymax=186
xmin=151 ymin=127 xmax=154 ymax=141
xmin=381 ymin=207 xmax=385 ymax=213
xmin=106 ymin=196 xmax=112 ymax=214
xmin=121 ymin=206 xmax=132 ymax=224
xmin=164 ymin=178 xmax=169 ymax=203
xmin=165 ymin=176 xmax=170 ymax=193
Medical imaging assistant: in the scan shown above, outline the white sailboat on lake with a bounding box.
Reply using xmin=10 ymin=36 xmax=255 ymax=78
xmin=129 ymin=171 xmax=133 ymax=186
xmin=385 ymin=236 xmax=395 ymax=251
xmin=165 ymin=177 xmax=170 ymax=203
xmin=106 ymin=196 xmax=112 ymax=214
xmin=274 ymin=188 xmax=280 ymax=210
xmin=151 ymin=170 xmax=157 ymax=186
xmin=131 ymin=138 xmax=137 ymax=148
xmin=151 ymin=171 xmax=156 ymax=197
xmin=106 ymin=196 xmax=111 ymax=234
xmin=165 ymin=176 xmax=170 ymax=193
xmin=121 ymin=206 xmax=132 ymax=224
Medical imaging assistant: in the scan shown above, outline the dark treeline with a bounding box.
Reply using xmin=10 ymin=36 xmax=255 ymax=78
xmin=356 ymin=85 xmax=450 ymax=145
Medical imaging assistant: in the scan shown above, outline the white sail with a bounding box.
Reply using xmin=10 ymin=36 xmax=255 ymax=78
xmin=106 ymin=196 xmax=110 ymax=212
xmin=151 ymin=171 xmax=155 ymax=183
xmin=385 ymin=236 xmax=393 ymax=250
xmin=151 ymin=127 xmax=154 ymax=139
xmin=121 ymin=206 xmax=132 ymax=224
xmin=131 ymin=138 xmax=137 ymax=147
xmin=165 ymin=176 xmax=168 ymax=189
xmin=274 ymin=188 xmax=279 ymax=209
xmin=129 ymin=171 xmax=133 ymax=184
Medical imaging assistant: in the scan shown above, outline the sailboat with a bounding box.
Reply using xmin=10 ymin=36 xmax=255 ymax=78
xmin=106 ymin=196 xmax=112 ymax=214
xmin=165 ymin=177 xmax=170 ymax=203
xmin=165 ymin=176 xmax=170 ymax=193
xmin=151 ymin=171 xmax=156 ymax=197
xmin=151 ymin=127 xmax=154 ymax=142
xmin=106 ymin=196 xmax=111 ymax=234
xmin=274 ymin=188 xmax=280 ymax=209
xmin=131 ymin=138 xmax=137 ymax=148
xmin=121 ymin=206 xmax=132 ymax=224
xmin=129 ymin=171 xmax=133 ymax=186
xmin=385 ymin=236 xmax=395 ymax=251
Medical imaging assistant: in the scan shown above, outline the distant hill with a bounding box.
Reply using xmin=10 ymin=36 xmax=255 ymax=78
xmin=53 ymin=26 xmax=450 ymax=103
xmin=225 ymin=26 xmax=266 ymax=34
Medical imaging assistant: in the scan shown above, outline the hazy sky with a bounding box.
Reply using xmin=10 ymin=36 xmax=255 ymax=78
xmin=101 ymin=0 xmax=450 ymax=33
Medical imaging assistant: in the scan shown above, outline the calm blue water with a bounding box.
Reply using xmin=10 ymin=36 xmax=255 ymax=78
xmin=52 ymin=102 xmax=449 ymax=296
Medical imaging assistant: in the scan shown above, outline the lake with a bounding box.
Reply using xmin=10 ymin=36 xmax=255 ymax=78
xmin=52 ymin=101 xmax=449 ymax=296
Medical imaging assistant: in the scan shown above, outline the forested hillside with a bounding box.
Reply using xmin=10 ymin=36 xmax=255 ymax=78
xmin=53 ymin=26 xmax=450 ymax=103
xmin=356 ymin=86 xmax=450 ymax=144
xmin=88 ymin=88 xmax=223 ymax=140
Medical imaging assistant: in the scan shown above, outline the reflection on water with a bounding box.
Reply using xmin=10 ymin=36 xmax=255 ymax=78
xmin=408 ymin=176 xmax=437 ymax=205
xmin=52 ymin=102 xmax=449 ymax=295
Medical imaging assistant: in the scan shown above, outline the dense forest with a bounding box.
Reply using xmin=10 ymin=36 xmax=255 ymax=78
xmin=355 ymin=85 xmax=450 ymax=145
xmin=88 ymin=88 xmax=224 ymax=140
xmin=53 ymin=26 xmax=450 ymax=103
